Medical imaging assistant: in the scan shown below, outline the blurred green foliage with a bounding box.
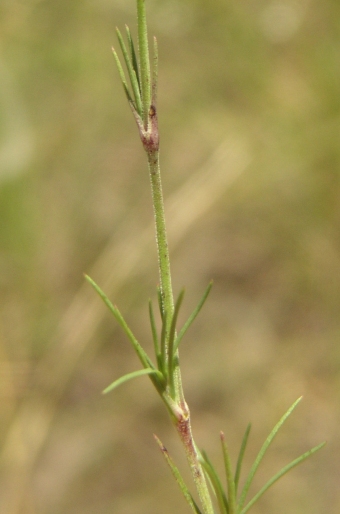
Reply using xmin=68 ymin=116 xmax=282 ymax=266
xmin=0 ymin=0 xmax=339 ymax=513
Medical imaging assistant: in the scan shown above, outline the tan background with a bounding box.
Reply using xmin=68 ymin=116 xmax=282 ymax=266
xmin=0 ymin=0 xmax=339 ymax=513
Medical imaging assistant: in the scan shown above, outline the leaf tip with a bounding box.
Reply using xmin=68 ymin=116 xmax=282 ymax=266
xmin=84 ymin=274 xmax=93 ymax=284
xmin=154 ymin=434 xmax=167 ymax=452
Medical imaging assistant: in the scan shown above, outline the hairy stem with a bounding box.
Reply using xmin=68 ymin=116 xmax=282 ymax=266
xmin=148 ymin=151 xmax=184 ymax=401
xmin=147 ymin=151 xmax=174 ymax=324
xmin=147 ymin=150 xmax=214 ymax=514
xmin=176 ymin=402 xmax=215 ymax=514
xmin=137 ymin=0 xmax=151 ymax=127
xmin=135 ymin=3 xmax=214 ymax=512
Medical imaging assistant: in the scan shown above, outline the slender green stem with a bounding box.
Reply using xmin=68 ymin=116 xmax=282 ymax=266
xmin=152 ymin=36 xmax=158 ymax=105
xmin=117 ymin=4 xmax=216 ymax=513
xmin=147 ymin=151 xmax=184 ymax=405
xmin=137 ymin=0 xmax=151 ymax=127
xmin=147 ymin=151 xmax=214 ymax=514
xmin=147 ymin=153 xmax=174 ymax=339
xmin=176 ymin=404 xmax=215 ymax=514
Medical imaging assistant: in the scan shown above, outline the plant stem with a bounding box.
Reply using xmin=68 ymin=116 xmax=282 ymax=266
xmin=147 ymin=152 xmax=214 ymax=514
xmin=135 ymin=3 xmax=214 ymax=512
xmin=147 ymin=152 xmax=174 ymax=329
xmin=148 ymin=150 xmax=183 ymax=402
xmin=137 ymin=0 xmax=151 ymax=127
xmin=176 ymin=401 xmax=215 ymax=514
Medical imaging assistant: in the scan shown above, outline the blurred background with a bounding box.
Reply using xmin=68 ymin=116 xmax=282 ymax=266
xmin=0 ymin=0 xmax=339 ymax=513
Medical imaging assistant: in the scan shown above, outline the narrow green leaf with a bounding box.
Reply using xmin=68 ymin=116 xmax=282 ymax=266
xmin=86 ymin=275 xmax=168 ymax=395
xmin=112 ymin=47 xmax=134 ymax=105
xmin=85 ymin=275 xmax=154 ymax=371
xmin=220 ymin=433 xmax=237 ymax=514
xmin=125 ymin=25 xmax=140 ymax=89
xmin=137 ymin=0 xmax=151 ymax=127
xmin=103 ymin=368 xmax=163 ymax=394
xmin=116 ymin=27 xmax=143 ymax=116
xmin=238 ymin=397 xmax=303 ymax=511
xmin=160 ymin=309 xmax=168 ymax=377
xmin=240 ymin=441 xmax=326 ymax=514
xmin=148 ymin=299 xmax=161 ymax=369
xmin=168 ymin=289 xmax=185 ymax=396
xmin=201 ymin=451 xmax=229 ymax=514
xmin=234 ymin=423 xmax=251 ymax=494
xmin=154 ymin=434 xmax=203 ymax=514
xmin=174 ymin=281 xmax=213 ymax=353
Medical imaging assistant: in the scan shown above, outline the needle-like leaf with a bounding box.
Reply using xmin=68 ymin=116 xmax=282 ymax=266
xmin=154 ymin=435 xmax=203 ymax=514
xmin=86 ymin=274 xmax=169 ymax=395
xmin=160 ymin=309 xmax=168 ymax=377
xmin=220 ymin=432 xmax=237 ymax=514
xmin=234 ymin=423 xmax=251 ymax=494
xmin=149 ymin=299 xmax=161 ymax=368
xmin=116 ymin=27 xmax=143 ymax=116
xmin=174 ymin=282 xmax=213 ymax=353
xmin=112 ymin=47 xmax=134 ymax=105
xmin=237 ymin=397 xmax=303 ymax=511
xmin=85 ymin=275 xmax=153 ymax=371
xmin=103 ymin=368 xmax=163 ymax=394
xmin=168 ymin=288 xmax=185 ymax=396
xmin=125 ymin=25 xmax=140 ymax=89
xmin=240 ymin=441 xmax=326 ymax=514
xmin=200 ymin=451 xmax=229 ymax=514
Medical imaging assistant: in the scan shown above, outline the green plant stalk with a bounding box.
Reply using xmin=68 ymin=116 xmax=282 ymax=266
xmin=175 ymin=401 xmax=215 ymax=514
xmin=147 ymin=150 xmax=214 ymax=514
xmin=133 ymin=4 xmax=214 ymax=509
xmin=147 ymin=153 xmax=174 ymax=351
xmin=137 ymin=0 xmax=151 ymax=126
